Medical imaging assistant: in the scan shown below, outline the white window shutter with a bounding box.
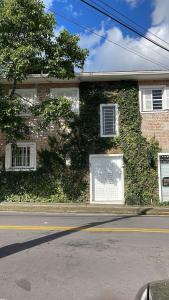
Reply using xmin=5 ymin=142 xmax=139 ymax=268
xmin=164 ymin=86 xmax=169 ymax=109
xmin=142 ymin=88 xmax=152 ymax=111
xmin=30 ymin=144 xmax=36 ymax=170
xmin=5 ymin=144 xmax=11 ymax=170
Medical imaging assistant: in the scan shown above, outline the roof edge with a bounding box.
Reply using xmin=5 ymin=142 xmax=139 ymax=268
xmin=1 ymin=70 xmax=169 ymax=84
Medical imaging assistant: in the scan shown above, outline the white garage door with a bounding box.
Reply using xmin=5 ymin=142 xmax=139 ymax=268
xmin=90 ymin=155 xmax=124 ymax=204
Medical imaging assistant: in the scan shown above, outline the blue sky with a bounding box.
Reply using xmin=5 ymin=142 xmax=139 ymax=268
xmin=43 ymin=0 xmax=169 ymax=71
xmin=53 ymin=0 xmax=152 ymax=38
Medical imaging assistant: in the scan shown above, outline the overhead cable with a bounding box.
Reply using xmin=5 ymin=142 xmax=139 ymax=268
xmin=80 ymin=0 xmax=169 ymax=54
xmin=96 ymin=0 xmax=169 ymax=47
xmin=55 ymin=11 xmax=169 ymax=70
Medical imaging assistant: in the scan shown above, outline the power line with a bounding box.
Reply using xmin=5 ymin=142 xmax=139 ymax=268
xmin=85 ymin=0 xmax=169 ymax=52
xmin=80 ymin=0 xmax=169 ymax=54
xmin=55 ymin=11 xmax=169 ymax=70
xmin=96 ymin=0 xmax=169 ymax=47
xmin=77 ymin=0 xmax=169 ymax=62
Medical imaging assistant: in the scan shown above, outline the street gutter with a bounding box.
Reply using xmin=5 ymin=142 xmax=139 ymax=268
xmin=0 ymin=203 xmax=169 ymax=215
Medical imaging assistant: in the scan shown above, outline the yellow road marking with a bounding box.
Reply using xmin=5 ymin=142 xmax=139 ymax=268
xmin=0 ymin=225 xmax=169 ymax=233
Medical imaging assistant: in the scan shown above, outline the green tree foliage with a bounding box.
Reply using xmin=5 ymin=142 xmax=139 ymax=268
xmin=0 ymin=0 xmax=88 ymax=139
xmin=32 ymin=96 xmax=75 ymax=129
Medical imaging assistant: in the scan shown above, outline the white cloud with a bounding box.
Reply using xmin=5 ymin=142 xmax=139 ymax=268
xmin=43 ymin=0 xmax=169 ymax=72
xmin=152 ymin=0 xmax=169 ymax=25
xmin=125 ymin=0 xmax=140 ymax=8
xmin=78 ymin=0 xmax=169 ymax=71
xmin=65 ymin=4 xmax=82 ymax=18
xmin=42 ymin=0 xmax=53 ymax=9
xmin=54 ymin=25 xmax=65 ymax=37
xmin=79 ymin=26 xmax=105 ymax=50
xmin=80 ymin=21 xmax=169 ymax=71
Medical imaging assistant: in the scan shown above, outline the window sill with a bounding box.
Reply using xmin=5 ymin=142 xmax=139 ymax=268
xmin=6 ymin=167 xmax=36 ymax=172
xmin=18 ymin=113 xmax=32 ymax=117
xmin=101 ymin=134 xmax=118 ymax=138
xmin=141 ymin=110 xmax=169 ymax=114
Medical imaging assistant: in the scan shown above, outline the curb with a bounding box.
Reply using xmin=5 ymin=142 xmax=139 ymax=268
xmin=0 ymin=203 xmax=169 ymax=215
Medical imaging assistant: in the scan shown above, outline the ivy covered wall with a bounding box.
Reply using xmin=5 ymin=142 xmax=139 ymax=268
xmin=78 ymin=81 xmax=160 ymax=205
xmin=0 ymin=80 xmax=160 ymax=204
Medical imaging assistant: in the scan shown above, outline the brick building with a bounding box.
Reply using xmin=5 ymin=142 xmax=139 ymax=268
xmin=1 ymin=71 xmax=169 ymax=204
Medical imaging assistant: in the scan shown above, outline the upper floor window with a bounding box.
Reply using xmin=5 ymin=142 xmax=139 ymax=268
xmin=100 ymin=104 xmax=118 ymax=137
xmin=139 ymin=85 xmax=169 ymax=112
xmin=50 ymin=88 xmax=79 ymax=114
xmin=10 ymin=89 xmax=37 ymax=116
xmin=5 ymin=142 xmax=36 ymax=171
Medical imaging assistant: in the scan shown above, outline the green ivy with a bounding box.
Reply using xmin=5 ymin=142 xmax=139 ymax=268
xmin=0 ymin=169 xmax=88 ymax=203
xmin=0 ymin=80 xmax=160 ymax=204
xmin=79 ymin=81 xmax=160 ymax=205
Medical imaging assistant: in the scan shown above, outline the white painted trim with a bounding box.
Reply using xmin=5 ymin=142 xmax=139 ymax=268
xmin=141 ymin=111 xmax=169 ymax=114
xmin=139 ymin=85 xmax=166 ymax=113
xmin=6 ymin=142 xmax=37 ymax=171
xmin=158 ymin=153 xmax=169 ymax=202
xmin=3 ymin=71 xmax=169 ymax=84
xmin=100 ymin=104 xmax=119 ymax=137
xmin=139 ymin=85 xmax=166 ymax=89
xmin=89 ymin=154 xmax=124 ymax=204
xmin=158 ymin=153 xmax=162 ymax=202
xmin=89 ymin=155 xmax=92 ymax=205
xmin=90 ymin=154 xmax=123 ymax=157
xmin=138 ymin=88 xmax=142 ymax=112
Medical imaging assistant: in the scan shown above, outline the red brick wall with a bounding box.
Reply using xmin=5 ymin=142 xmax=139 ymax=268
xmin=141 ymin=111 xmax=169 ymax=150
xmin=0 ymin=132 xmax=6 ymax=157
xmin=139 ymin=80 xmax=169 ymax=151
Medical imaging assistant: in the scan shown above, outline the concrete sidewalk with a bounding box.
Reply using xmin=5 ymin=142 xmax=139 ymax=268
xmin=0 ymin=202 xmax=169 ymax=215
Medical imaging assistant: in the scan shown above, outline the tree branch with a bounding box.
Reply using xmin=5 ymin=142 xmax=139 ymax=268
xmin=9 ymin=77 xmax=17 ymax=98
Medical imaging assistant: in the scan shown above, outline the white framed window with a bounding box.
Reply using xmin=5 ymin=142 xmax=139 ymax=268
xmin=50 ymin=87 xmax=79 ymax=114
xmin=100 ymin=104 xmax=119 ymax=137
xmin=139 ymin=85 xmax=169 ymax=112
xmin=9 ymin=89 xmax=37 ymax=116
xmin=5 ymin=142 xmax=36 ymax=171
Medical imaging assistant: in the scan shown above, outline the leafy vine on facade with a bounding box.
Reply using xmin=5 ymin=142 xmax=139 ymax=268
xmin=0 ymin=80 xmax=160 ymax=205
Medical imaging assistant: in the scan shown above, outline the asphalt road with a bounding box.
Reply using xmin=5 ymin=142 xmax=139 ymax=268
xmin=1 ymin=213 xmax=169 ymax=300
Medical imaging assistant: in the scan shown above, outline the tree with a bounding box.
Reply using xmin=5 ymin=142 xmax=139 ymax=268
xmin=0 ymin=0 xmax=88 ymax=139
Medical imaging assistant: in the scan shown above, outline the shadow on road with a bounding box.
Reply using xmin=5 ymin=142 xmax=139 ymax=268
xmin=0 ymin=212 xmax=150 ymax=259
